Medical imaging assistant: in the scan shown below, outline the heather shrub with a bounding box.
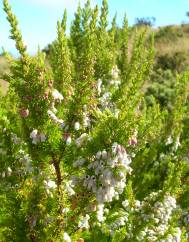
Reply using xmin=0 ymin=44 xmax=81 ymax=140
xmin=1 ymin=0 xmax=189 ymax=241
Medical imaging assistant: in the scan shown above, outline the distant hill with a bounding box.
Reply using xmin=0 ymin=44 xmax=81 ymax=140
xmin=154 ymin=24 xmax=189 ymax=72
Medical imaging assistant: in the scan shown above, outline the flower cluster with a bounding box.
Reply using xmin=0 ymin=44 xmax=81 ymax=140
xmin=73 ymin=143 xmax=132 ymax=205
xmin=95 ymin=204 xmax=110 ymax=224
xmin=135 ymin=192 xmax=179 ymax=241
xmin=98 ymin=66 xmax=120 ymax=97
xmin=52 ymin=89 xmax=64 ymax=102
xmin=105 ymin=211 xmax=129 ymax=236
xmin=30 ymin=129 xmax=46 ymax=144
xmin=75 ymin=133 xmax=89 ymax=148
xmin=98 ymin=192 xmax=182 ymax=241
xmin=44 ymin=179 xmax=57 ymax=197
xmin=65 ymin=180 xmax=75 ymax=196
xmin=100 ymin=199 xmax=139 ymax=236
xmin=82 ymin=105 xmax=91 ymax=128
xmin=63 ymin=232 xmax=71 ymax=242
xmin=47 ymin=88 xmax=65 ymax=125
xmin=166 ymin=135 xmax=181 ymax=152
xmin=51 ymin=89 xmax=64 ymax=112
xmin=110 ymin=65 xmax=121 ymax=88
xmin=99 ymin=91 xmax=112 ymax=108
xmin=11 ymin=132 xmax=21 ymax=144
xmin=1 ymin=167 xmax=12 ymax=178
xmin=128 ymin=130 xmax=138 ymax=146
xmin=162 ymin=227 xmax=182 ymax=242
xmin=98 ymin=66 xmax=120 ymax=111
xmin=47 ymin=109 xmax=65 ymax=125
xmin=16 ymin=149 xmax=33 ymax=173
xmin=78 ymin=214 xmax=90 ymax=229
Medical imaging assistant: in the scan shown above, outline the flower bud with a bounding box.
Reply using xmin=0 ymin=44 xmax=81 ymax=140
xmin=7 ymin=167 xmax=12 ymax=176
xmin=44 ymin=91 xmax=49 ymax=100
xmin=66 ymin=135 xmax=72 ymax=145
xmin=20 ymin=108 xmax=29 ymax=118
xmin=102 ymin=150 xmax=108 ymax=159
xmin=74 ymin=122 xmax=80 ymax=131
xmin=128 ymin=137 xmax=137 ymax=146
xmin=77 ymin=238 xmax=84 ymax=242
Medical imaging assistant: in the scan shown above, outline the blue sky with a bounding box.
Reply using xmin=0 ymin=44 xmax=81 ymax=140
xmin=1 ymin=0 xmax=189 ymax=55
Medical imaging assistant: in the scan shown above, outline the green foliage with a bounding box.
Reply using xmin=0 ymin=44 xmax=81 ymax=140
xmin=49 ymin=10 xmax=72 ymax=93
xmin=156 ymin=52 xmax=188 ymax=72
xmin=3 ymin=0 xmax=27 ymax=57
xmin=145 ymin=69 xmax=176 ymax=109
xmin=155 ymin=25 xmax=184 ymax=42
xmin=118 ymin=14 xmax=129 ymax=79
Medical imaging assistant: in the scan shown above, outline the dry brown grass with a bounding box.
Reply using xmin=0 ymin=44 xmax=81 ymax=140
xmin=155 ymin=37 xmax=189 ymax=56
xmin=153 ymin=24 xmax=189 ymax=55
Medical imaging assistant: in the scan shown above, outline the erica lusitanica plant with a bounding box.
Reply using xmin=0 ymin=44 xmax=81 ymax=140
xmin=1 ymin=0 xmax=189 ymax=241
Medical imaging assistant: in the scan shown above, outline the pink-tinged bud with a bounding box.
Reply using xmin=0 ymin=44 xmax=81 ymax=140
xmin=128 ymin=137 xmax=137 ymax=146
xmin=20 ymin=108 xmax=29 ymax=118
xmin=77 ymin=239 xmax=84 ymax=242
xmin=117 ymin=144 xmax=122 ymax=153
xmin=63 ymin=133 xmax=72 ymax=145
xmin=44 ymin=91 xmax=49 ymax=100
xmin=63 ymin=133 xmax=71 ymax=141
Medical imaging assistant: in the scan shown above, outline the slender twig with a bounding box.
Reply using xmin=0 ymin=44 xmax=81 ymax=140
xmin=51 ymin=153 xmax=62 ymax=193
